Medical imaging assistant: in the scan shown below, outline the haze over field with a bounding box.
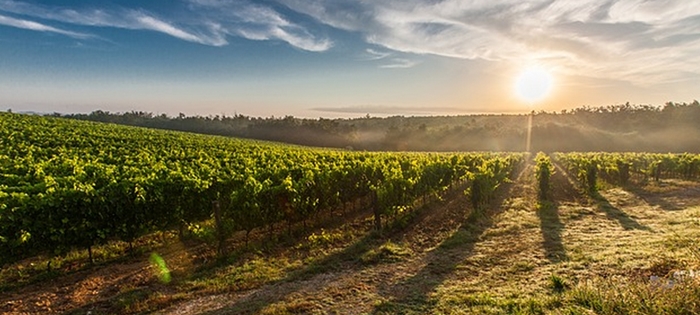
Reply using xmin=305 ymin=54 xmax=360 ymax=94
xmin=1 ymin=0 xmax=699 ymax=118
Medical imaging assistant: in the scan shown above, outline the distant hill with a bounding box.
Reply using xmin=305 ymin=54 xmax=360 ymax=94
xmin=51 ymin=101 xmax=700 ymax=152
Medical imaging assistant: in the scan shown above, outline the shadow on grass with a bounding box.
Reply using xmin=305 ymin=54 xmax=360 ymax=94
xmin=371 ymin=209 xmax=495 ymax=314
xmin=190 ymin=226 xmax=380 ymax=314
xmin=371 ymin=166 xmax=527 ymax=314
xmin=551 ymin=160 xmax=649 ymax=232
xmin=593 ymin=192 xmax=650 ymax=231
xmin=623 ymin=183 xmax=687 ymax=211
xmin=537 ymin=201 xmax=568 ymax=263
xmin=536 ymin=164 xmax=582 ymax=263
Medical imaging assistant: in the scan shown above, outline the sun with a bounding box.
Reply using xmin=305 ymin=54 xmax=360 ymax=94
xmin=515 ymin=66 xmax=553 ymax=103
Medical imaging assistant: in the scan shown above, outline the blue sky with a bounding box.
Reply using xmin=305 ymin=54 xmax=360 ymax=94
xmin=1 ymin=0 xmax=699 ymax=118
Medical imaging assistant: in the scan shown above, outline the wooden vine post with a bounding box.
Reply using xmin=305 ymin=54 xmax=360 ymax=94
xmin=213 ymin=200 xmax=226 ymax=256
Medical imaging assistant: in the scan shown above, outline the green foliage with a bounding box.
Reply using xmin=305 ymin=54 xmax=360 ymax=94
xmin=553 ymin=153 xmax=598 ymax=194
xmin=465 ymin=154 xmax=524 ymax=210
xmin=13 ymin=111 xmax=700 ymax=268
xmin=185 ymin=222 xmax=217 ymax=244
xmin=554 ymin=152 xmax=700 ymax=191
xmin=305 ymin=229 xmax=345 ymax=248
xmin=0 ymin=113 xmax=524 ymax=262
xmin=535 ymin=152 xmax=554 ymax=200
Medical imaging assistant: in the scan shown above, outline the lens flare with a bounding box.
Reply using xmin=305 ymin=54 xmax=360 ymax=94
xmin=149 ymin=252 xmax=171 ymax=284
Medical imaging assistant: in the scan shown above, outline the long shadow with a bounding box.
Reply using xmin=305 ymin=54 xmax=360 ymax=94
xmin=371 ymin=165 xmax=527 ymax=314
xmin=372 ymin=207 xmax=496 ymax=313
xmin=182 ymin=195 xmax=383 ymax=285
xmin=198 ymin=184 xmax=471 ymax=315
xmin=537 ymin=163 xmax=581 ymax=263
xmin=623 ymin=183 xmax=690 ymax=211
xmin=593 ymin=192 xmax=650 ymax=231
xmin=551 ymin=161 xmax=650 ymax=232
xmin=536 ymin=201 xmax=568 ymax=263
xmin=195 ymin=225 xmax=380 ymax=315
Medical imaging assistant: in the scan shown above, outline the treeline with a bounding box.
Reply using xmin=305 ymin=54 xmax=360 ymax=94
xmin=55 ymin=111 xmax=356 ymax=149
xmin=51 ymin=101 xmax=700 ymax=152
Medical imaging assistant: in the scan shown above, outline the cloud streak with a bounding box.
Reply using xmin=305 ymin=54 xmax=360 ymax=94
xmin=188 ymin=0 xmax=331 ymax=51
xmin=131 ymin=12 xmax=226 ymax=46
xmin=380 ymin=58 xmax=419 ymax=69
xmin=0 ymin=14 xmax=92 ymax=39
xmin=362 ymin=48 xmax=418 ymax=68
xmin=0 ymin=0 xmax=330 ymax=51
xmin=364 ymin=48 xmax=391 ymax=60
xmin=280 ymin=0 xmax=700 ymax=84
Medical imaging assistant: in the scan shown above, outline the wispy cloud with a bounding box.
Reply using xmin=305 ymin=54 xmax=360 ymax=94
xmin=0 ymin=14 xmax=92 ymax=39
xmin=130 ymin=11 xmax=226 ymax=46
xmin=365 ymin=48 xmax=391 ymax=60
xmin=0 ymin=0 xmax=330 ymax=51
xmin=280 ymin=0 xmax=700 ymax=85
xmin=380 ymin=58 xmax=419 ymax=69
xmin=0 ymin=1 xmax=226 ymax=46
xmin=363 ymin=48 xmax=418 ymax=68
xmin=188 ymin=0 xmax=332 ymax=51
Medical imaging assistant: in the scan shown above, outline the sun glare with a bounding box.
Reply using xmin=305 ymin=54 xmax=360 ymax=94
xmin=515 ymin=66 xmax=553 ymax=103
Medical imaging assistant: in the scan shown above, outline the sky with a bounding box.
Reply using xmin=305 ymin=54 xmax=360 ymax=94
xmin=1 ymin=0 xmax=699 ymax=118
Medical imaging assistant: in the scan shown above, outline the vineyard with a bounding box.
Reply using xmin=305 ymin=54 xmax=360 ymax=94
xmin=2 ymin=112 xmax=700 ymax=314
xmin=0 ymin=112 xmax=522 ymax=264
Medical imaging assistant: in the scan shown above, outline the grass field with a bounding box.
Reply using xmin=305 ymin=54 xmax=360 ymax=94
xmin=2 ymin=161 xmax=700 ymax=314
